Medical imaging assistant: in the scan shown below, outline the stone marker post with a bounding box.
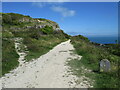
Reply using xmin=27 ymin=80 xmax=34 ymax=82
xmin=100 ymin=59 xmax=111 ymax=72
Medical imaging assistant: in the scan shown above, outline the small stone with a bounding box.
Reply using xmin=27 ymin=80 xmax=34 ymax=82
xmin=100 ymin=59 xmax=111 ymax=72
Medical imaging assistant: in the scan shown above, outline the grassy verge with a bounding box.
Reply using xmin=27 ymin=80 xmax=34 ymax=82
xmin=23 ymin=35 xmax=67 ymax=61
xmin=70 ymin=35 xmax=120 ymax=88
xmin=0 ymin=37 xmax=2 ymax=77
xmin=2 ymin=39 xmax=19 ymax=76
xmin=2 ymin=35 xmax=67 ymax=76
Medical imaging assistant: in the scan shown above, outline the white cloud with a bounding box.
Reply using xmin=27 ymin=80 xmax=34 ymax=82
xmin=32 ymin=2 xmax=46 ymax=8
xmin=46 ymin=0 xmax=66 ymax=2
xmin=51 ymin=6 xmax=75 ymax=17
xmin=32 ymin=0 xmax=70 ymax=2
xmin=32 ymin=2 xmax=63 ymax=8
xmin=32 ymin=1 xmax=76 ymax=18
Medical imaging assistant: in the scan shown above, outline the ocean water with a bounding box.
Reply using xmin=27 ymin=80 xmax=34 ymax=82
xmin=87 ymin=37 xmax=118 ymax=44
xmin=67 ymin=33 xmax=118 ymax=44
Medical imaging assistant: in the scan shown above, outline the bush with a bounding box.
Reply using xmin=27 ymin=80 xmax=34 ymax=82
xmin=2 ymin=13 xmax=31 ymax=26
xmin=28 ymin=28 xmax=40 ymax=40
xmin=2 ymin=31 xmax=14 ymax=38
xmin=41 ymin=25 xmax=54 ymax=34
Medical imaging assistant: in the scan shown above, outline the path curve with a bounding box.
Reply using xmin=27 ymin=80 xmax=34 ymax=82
xmin=1 ymin=40 xmax=91 ymax=88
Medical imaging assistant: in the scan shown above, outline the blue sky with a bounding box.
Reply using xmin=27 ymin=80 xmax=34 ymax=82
xmin=2 ymin=2 xmax=118 ymax=37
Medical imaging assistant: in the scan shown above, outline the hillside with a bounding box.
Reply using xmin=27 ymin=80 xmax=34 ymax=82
xmin=70 ymin=35 xmax=120 ymax=88
xmin=2 ymin=13 xmax=60 ymax=31
xmin=1 ymin=13 xmax=120 ymax=88
xmin=1 ymin=13 xmax=69 ymax=76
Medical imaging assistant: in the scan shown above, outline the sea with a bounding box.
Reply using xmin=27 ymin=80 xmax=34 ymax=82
xmin=67 ymin=33 xmax=118 ymax=44
xmin=87 ymin=36 xmax=118 ymax=44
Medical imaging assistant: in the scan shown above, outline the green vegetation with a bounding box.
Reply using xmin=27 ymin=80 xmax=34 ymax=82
xmin=41 ymin=25 xmax=54 ymax=34
xmin=2 ymin=39 xmax=19 ymax=76
xmin=2 ymin=13 xmax=31 ymax=26
xmin=103 ymin=44 xmax=120 ymax=56
xmin=2 ymin=13 xmax=119 ymax=88
xmin=2 ymin=13 xmax=69 ymax=76
xmin=23 ymin=35 xmax=67 ymax=61
xmin=2 ymin=31 xmax=14 ymax=38
xmin=24 ymin=37 xmax=64 ymax=61
xmin=11 ymin=24 xmax=68 ymax=61
xmin=0 ymin=35 xmax=2 ymax=77
xmin=70 ymin=35 xmax=120 ymax=88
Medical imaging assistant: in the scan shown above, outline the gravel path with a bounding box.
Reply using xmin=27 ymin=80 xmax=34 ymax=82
xmin=1 ymin=40 xmax=92 ymax=88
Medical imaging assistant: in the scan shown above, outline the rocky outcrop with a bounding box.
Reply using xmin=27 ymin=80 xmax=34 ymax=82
xmin=2 ymin=13 xmax=61 ymax=31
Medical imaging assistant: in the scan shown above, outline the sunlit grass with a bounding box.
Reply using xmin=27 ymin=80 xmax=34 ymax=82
xmin=70 ymin=35 xmax=120 ymax=88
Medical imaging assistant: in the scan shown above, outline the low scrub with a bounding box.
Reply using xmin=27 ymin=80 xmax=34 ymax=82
xmin=70 ymin=35 xmax=120 ymax=88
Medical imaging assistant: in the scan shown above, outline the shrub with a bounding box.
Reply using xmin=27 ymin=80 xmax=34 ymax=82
xmin=40 ymin=25 xmax=54 ymax=34
xmin=2 ymin=31 xmax=14 ymax=38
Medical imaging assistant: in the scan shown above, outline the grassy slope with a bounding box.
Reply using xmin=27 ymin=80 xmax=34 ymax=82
xmin=23 ymin=35 xmax=67 ymax=61
xmin=13 ymin=25 xmax=68 ymax=62
xmin=2 ymin=39 xmax=19 ymax=76
xmin=70 ymin=35 xmax=120 ymax=88
xmin=2 ymin=13 xmax=68 ymax=76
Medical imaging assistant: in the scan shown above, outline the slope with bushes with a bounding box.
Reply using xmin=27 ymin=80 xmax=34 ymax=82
xmin=1 ymin=13 xmax=69 ymax=76
xmin=70 ymin=35 xmax=120 ymax=88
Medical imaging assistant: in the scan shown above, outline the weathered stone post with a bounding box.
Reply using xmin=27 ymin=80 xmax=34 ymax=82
xmin=100 ymin=59 xmax=111 ymax=72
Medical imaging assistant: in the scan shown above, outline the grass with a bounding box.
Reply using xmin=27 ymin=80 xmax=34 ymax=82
xmin=2 ymin=34 xmax=67 ymax=76
xmin=70 ymin=35 xmax=120 ymax=88
xmin=103 ymin=44 xmax=120 ymax=56
xmin=2 ymin=39 xmax=19 ymax=76
xmin=0 ymin=37 xmax=2 ymax=77
xmin=67 ymin=59 xmax=83 ymax=76
xmin=23 ymin=35 xmax=67 ymax=61
xmin=67 ymin=58 xmax=95 ymax=87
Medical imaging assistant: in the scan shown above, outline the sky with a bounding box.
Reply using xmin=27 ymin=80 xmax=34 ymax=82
xmin=2 ymin=2 xmax=118 ymax=37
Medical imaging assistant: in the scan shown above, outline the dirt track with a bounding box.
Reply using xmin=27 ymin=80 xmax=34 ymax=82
xmin=1 ymin=40 xmax=92 ymax=88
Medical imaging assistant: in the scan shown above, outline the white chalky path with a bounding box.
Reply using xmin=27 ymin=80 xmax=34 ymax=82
xmin=1 ymin=40 xmax=92 ymax=88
